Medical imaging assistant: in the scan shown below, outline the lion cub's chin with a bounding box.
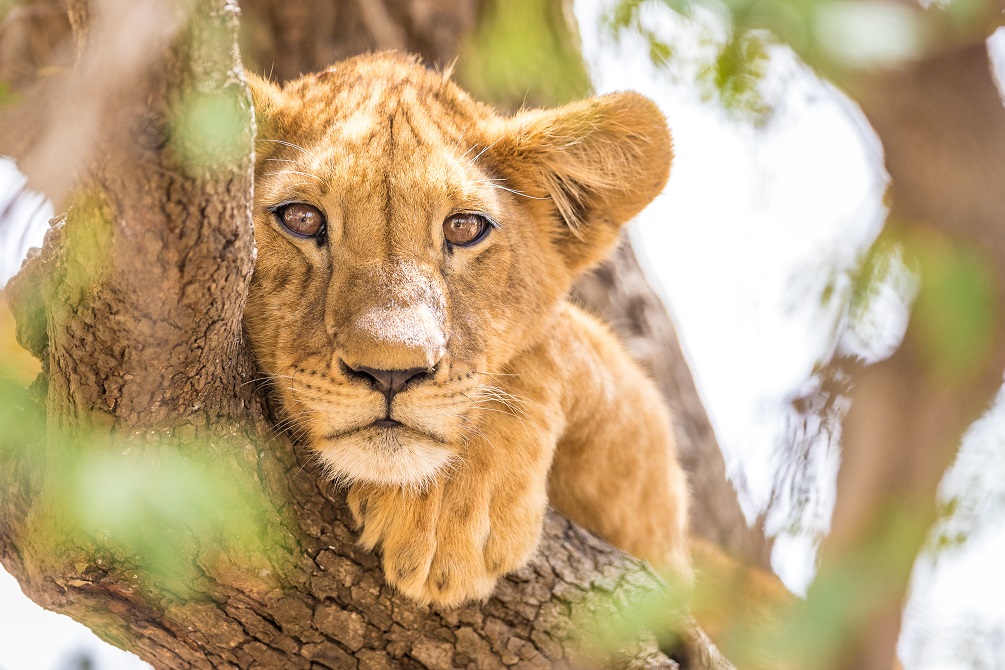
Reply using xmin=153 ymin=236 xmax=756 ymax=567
xmin=316 ymin=428 xmax=455 ymax=487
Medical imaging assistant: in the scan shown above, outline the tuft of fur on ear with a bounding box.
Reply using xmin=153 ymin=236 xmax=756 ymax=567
xmin=486 ymin=92 xmax=672 ymax=273
xmin=246 ymin=72 xmax=286 ymax=131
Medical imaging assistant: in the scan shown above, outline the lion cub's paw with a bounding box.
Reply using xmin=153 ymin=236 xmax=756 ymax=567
xmin=347 ymin=475 xmax=544 ymax=607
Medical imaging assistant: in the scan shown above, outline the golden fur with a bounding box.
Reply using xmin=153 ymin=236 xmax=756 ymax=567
xmin=244 ymin=53 xmax=688 ymax=606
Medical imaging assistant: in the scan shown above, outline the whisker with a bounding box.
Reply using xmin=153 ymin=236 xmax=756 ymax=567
xmin=265 ymin=157 xmax=310 ymax=167
xmin=465 ymin=137 xmax=503 ymax=168
xmin=263 ymin=170 xmax=325 ymax=184
xmin=242 ymin=372 xmax=296 ymax=389
xmin=258 ymin=138 xmax=311 ymax=155
xmin=477 ymin=181 xmax=546 ymax=200
xmin=470 ymin=385 xmax=549 ymax=443
xmin=482 ymin=385 xmax=545 ymax=411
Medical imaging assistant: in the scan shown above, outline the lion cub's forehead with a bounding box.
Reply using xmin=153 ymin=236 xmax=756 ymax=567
xmin=287 ymin=55 xmax=494 ymax=153
xmin=270 ymin=58 xmax=499 ymax=198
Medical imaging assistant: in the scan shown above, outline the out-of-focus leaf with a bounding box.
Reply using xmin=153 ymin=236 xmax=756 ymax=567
xmin=170 ymin=84 xmax=250 ymax=174
xmin=569 ymin=573 xmax=693 ymax=659
xmin=705 ymin=32 xmax=770 ymax=119
xmin=1 ymin=342 xmax=282 ymax=597
xmin=907 ymin=228 xmax=999 ymax=381
xmin=0 ymin=80 xmax=18 ymax=107
xmin=0 ymin=371 xmax=45 ymax=456
xmin=59 ymin=190 xmax=114 ymax=305
xmin=610 ymin=0 xmax=984 ymax=122
xmin=458 ymin=0 xmax=591 ymax=108
xmin=813 ymin=2 xmax=927 ymax=68
xmin=606 ymin=0 xmax=774 ymax=122
xmin=725 ymin=504 xmax=926 ymax=667
xmin=24 ymin=424 xmax=283 ymax=597
xmin=842 ymin=237 xmax=919 ymax=365
xmin=58 ymin=447 xmax=272 ymax=593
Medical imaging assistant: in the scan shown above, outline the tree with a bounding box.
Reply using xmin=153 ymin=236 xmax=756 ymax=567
xmin=0 ymin=0 xmax=752 ymax=667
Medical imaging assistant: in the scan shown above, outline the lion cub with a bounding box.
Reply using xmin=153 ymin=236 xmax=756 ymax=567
xmin=245 ymin=53 xmax=688 ymax=606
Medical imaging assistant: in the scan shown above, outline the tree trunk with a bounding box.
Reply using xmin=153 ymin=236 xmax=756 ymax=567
xmin=813 ymin=36 xmax=1005 ymax=670
xmin=0 ymin=0 xmax=744 ymax=668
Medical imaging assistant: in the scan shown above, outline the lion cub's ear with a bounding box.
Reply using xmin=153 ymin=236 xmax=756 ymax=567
xmin=487 ymin=92 xmax=672 ymax=275
xmin=246 ymin=72 xmax=287 ymax=133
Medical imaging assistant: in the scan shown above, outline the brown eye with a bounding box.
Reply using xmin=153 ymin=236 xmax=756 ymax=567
xmin=443 ymin=213 xmax=491 ymax=247
xmin=275 ymin=203 xmax=326 ymax=238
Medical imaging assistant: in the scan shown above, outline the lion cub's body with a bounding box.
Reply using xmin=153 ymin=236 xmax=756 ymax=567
xmin=245 ymin=53 xmax=688 ymax=605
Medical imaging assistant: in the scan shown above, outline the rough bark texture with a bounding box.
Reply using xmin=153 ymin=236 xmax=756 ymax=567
xmin=816 ymin=37 xmax=1005 ymax=670
xmin=0 ymin=0 xmax=743 ymax=668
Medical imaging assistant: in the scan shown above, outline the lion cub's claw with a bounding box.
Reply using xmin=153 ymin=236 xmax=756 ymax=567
xmin=348 ymin=479 xmax=542 ymax=607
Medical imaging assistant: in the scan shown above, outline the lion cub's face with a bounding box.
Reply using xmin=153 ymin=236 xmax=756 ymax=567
xmin=245 ymin=54 xmax=671 ymax=487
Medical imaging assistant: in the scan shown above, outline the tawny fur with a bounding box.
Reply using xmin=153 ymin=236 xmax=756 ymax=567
xmin=244 ymin=52 xmax=688 ymax=606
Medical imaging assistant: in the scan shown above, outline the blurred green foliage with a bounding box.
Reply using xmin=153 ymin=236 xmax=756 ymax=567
xmin=53 ymin=447 xmax=273 ymax=595
xmin=570 ymin=572 xmax=692 ymax=660
xmin=61 ymin=190 xmax=114 ymax=303
xmin=905 ymin=227 xmax=999 ymax=381
xmin=563 ymin=506 xmax=926 ymax=668
xmin=170 ymin=85 xmax=250 ymax=175
xmin=606 ymin=0 xmax=772 ymax=120
xmin=458 ymin=0 xmax=591 ymax=108
xmin=168 ymin=0 xmax=253 ymax=174
xmin=722 ymin=506 xmax=922 ymax=668
xmin=605 ymin=0 xmax=996 ymax=120
xmin=0 ymin=80 xmax=17 ymax=107
xmin=0 ymin=363 xmax=281 ymax=598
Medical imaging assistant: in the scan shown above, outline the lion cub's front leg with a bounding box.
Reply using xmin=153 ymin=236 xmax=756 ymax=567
xmin=347 ymin=387 xmax=560 ymax=606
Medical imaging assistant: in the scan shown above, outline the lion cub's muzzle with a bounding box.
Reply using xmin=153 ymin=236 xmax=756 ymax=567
xmin=340 ymin=360 xmax=437 ymax=427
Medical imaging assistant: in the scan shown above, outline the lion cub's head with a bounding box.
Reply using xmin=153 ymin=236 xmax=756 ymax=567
xmin=245 ymin=53 xmax=671 ymax=487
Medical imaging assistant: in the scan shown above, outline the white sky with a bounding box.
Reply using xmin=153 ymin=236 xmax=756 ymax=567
xmin=0 ymin=160 xmax=51 ymax=287
xmin=0 ymin=5 xmax=1003 ymax=668
xmin=0 ymin=568 xmax=148 ymax=670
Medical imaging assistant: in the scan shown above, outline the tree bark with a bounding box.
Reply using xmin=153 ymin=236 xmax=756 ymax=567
xmin=0 ymin=0 xmax=743 ymax=668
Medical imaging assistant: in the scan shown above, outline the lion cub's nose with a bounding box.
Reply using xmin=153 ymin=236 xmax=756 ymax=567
xmin=342 ymin=362 xmax=432 ymax=398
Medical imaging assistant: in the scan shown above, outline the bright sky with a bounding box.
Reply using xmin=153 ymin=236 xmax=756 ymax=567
xmin=0 ymin=4 xmax=1003 ymax=668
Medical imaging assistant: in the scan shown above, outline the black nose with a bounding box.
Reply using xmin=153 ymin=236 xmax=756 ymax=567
xmin=341 ymin=362 xmax=432 ymax=398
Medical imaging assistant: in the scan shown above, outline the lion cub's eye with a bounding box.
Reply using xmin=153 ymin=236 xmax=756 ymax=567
xmin=443 ymin=213 xmax=491 ymax=247
xmin=275 ymin=203 xmax=326 ymax=238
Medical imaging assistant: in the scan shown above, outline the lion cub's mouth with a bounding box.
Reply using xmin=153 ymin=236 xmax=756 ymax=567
xmin=318 ymin=419 xmax=454 ymax=486
xmin=323 ymin=420 xmax=444 ymax=444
